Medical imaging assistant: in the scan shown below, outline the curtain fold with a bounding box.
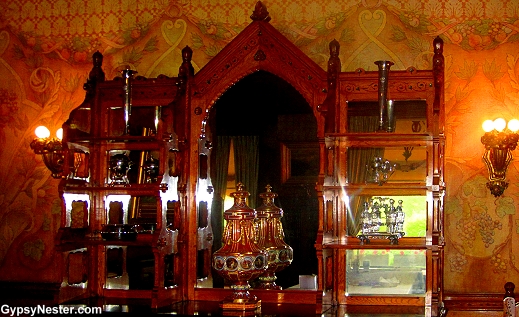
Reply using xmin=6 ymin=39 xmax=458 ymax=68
xmin=233 ymin=135 xmax=259 ymax=208
xmin=346 ymin=116 xmax=382 ymax=236
xmin=210 ymin=136 xmax=231 ymax=252
xmin=210 ymin=135 xmax=260 ymax=249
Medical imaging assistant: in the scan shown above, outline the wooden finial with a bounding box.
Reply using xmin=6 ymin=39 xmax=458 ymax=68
xmin=433 ymin=36 xmax=444 ymax=55
xmin=504 ymin=282 xmax=515 ymax=299
xmin=250 ymin=1 xmax=271 ymax=22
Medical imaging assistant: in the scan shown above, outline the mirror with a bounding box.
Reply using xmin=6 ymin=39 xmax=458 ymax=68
xmin=347 ymin=100 xmax=427 ymax=133
xmin=347 ymin=195 xmax=427 ymax=238
xmin=204 ymin=70 xmax=320 ymax=289
xmin=347 ymin=146 xmax=428 ymax=184
xmin=346 ymin=249 xmax=426 ymax=296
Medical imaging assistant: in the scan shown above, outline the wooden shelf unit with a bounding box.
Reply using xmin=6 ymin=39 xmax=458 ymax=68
xmin=316 ymin=37 xmax=445 ymax=316
xmin=57 ymin=63 xmax=184 ymax=307
xmin=54 ymin=3 xmax=444 ymax=315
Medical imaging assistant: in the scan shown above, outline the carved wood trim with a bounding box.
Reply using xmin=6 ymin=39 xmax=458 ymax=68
xmin=443 ymin=293 xmax=504 ymax=311
xmin=192 ymin=21 xmax=327 ymax=110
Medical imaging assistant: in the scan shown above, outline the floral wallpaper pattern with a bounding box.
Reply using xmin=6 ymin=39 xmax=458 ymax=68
xmin=1 ymin=0 xmax=519 ymax=294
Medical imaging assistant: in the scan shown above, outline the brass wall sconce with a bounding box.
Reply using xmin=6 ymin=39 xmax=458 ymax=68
xmin=30 ymin=126 xmax=64 ymax=178
xmin=481 ymin=118 xmax=519 ymax=197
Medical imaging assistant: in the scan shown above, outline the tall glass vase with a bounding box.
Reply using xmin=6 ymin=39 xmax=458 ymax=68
xmin=374 ymin=60 xmax=394 ymax=132
xmin=121 ymin=68 xmax=137 ymax=135
xmin=212 ymin=183 xmax=267 ymax=312
xmin=255 ymin=185 xmax=293 ymax=290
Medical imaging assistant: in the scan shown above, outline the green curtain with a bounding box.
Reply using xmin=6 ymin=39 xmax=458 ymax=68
xmin=210 ymin=136 xmax=231 ymax=252
xmin=210 ymin=135 xmax=259 ymax=248
xmin=233 ymin=135 xmax=259 ymax=208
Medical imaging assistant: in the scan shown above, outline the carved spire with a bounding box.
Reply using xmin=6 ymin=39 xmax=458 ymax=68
xmin=433 ymin=36 xmax=444 ymax=55
xmin=180 ymin=45 xmax=194 ymax=77
xmin=67 ymin=51 xmax=105 ymax=133
xmin=250 ymin=1 xmax=271 ymax=22
xmin=505 ymin=282 xmax=516 ymax=299
xmin=319 ymin=39 xmax=341 ymax=133
xmin=329 ymin=39 xmax=340 ymax=59
xmin=83 ymin=51 xmax=105 ymax=99
xmin=432 ymin=36 xmax=444 ymax=119
xmin=177 ymin=45 xmax=194 ymax=94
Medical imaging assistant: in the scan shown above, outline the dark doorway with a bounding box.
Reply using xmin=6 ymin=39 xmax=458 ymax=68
xmin=209 ymin=70 xmax=319 ymax=288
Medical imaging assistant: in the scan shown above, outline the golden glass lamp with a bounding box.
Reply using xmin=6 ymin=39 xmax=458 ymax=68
xmin=30 ymin=125 xmax=64 ymax=178
xmin=212 ymin=183 xmax=267 ymax=312
xmin=481 ymin=118 xmax=519 ymax=197
xmin=255 ymin=185 xmax=293 ymax=290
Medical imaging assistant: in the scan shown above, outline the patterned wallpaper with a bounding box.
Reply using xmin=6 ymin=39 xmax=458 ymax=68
xmin=1 ymin=0 xmax=519 ymax=295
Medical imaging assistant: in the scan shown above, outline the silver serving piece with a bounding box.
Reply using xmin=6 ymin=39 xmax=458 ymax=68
xmin=359 ymin=197 xmax=405 ymax=245
xmin=109 ymin=153 xmax=132 ymax=186
xmin=366 ymin=156 xmax=396 ymax=185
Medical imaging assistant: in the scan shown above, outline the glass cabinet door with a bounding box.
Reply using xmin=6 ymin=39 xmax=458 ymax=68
xmin=347 ymin=195 xmax=427 ymax=238
xmin=346 ymin=249 xmax=426 ymax=296
xmin=347 ymin=100 xmax=427 ymax=134
xmin=346 ymin=146 xmax=428 ymax=185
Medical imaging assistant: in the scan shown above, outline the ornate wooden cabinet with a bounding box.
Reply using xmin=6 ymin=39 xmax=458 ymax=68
xmin=55 ymin=2 xmax=444 ymax=315
xmin=316 ymin=38 xmax=445 ymax=315
xmin=56 ymin=50 xmax=192 ymax=307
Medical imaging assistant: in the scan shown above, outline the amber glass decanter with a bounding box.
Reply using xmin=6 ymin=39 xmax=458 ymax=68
xmin=255 ymin=185 xmax=293 ymax=289
xmin=212 ymin=183 xmax=267 ymax=311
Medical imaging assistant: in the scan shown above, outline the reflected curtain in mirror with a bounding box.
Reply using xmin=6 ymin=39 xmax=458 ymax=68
xmin=347 ymin=116 xmax=382 ymax=236
xmin=233 ymin=135 xmax=259 ymax=208
xmin=210 ymin=136 xmax=231 ymax=252
xmin=210 ymin=135 xmax=260 ymax=248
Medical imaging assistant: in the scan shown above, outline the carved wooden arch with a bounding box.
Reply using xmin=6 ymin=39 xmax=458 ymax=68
xmin=190 ymin=2 xmax=328 ymax=136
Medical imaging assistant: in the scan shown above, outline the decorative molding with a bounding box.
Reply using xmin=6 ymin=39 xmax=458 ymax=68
xmin=443 ymin=293 xmax=504 ymax=311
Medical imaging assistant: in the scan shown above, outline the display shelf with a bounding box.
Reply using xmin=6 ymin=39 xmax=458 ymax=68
xmin=61 ymin=181 xmax=164 ymax=188
xmin=341 ymin=295 xmax=425 ymax=306
xmin=72 ymin=141 xmax=164 ymax=152
xmin=325 ymin=133 xmax=432 ymax=141
xmin=60 ymin=234 xmax=156 ymax=246
xmin=316 ymin=36 xmax=444 ymax=315
xmin=324 ymin=185 xmax=428 ymax=193
xmin=56 ymin=226 xmax=178 ymax=247
xmin=55 ymin=46 xmax=185 ymax=308
xmin=322 ymin=237 xmax=428 ymax=248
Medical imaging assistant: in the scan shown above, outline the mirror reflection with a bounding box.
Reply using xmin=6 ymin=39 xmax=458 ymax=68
xmin=204 ymin=70 xmax=320 ymax=289
xmin=346 ymin=249 xmax=426 ymax=296
xmin=347 ymin=100 xmax=427 ymax=133
xmin=348 ymin=195 xmax=426 ymax=238
xmin=347 ymin=146 xmax=427 ymax=184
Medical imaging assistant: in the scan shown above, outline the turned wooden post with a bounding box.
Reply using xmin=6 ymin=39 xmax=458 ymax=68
xmin=505 ymin=282 xmax=515 ymax=299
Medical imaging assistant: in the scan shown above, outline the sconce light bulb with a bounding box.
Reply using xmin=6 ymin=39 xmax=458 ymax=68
xmin=508 ymin=119 xmax=519 ymax=132
xmin=482 ymin=120 xmax=495 ymax=132
xmin=35 ymin=126 xmax=51 ymax=139
xmin=493 ymin=118 xmax=506 ymax=132
xmin=56 ymin=128 xmax=63 ymax=140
